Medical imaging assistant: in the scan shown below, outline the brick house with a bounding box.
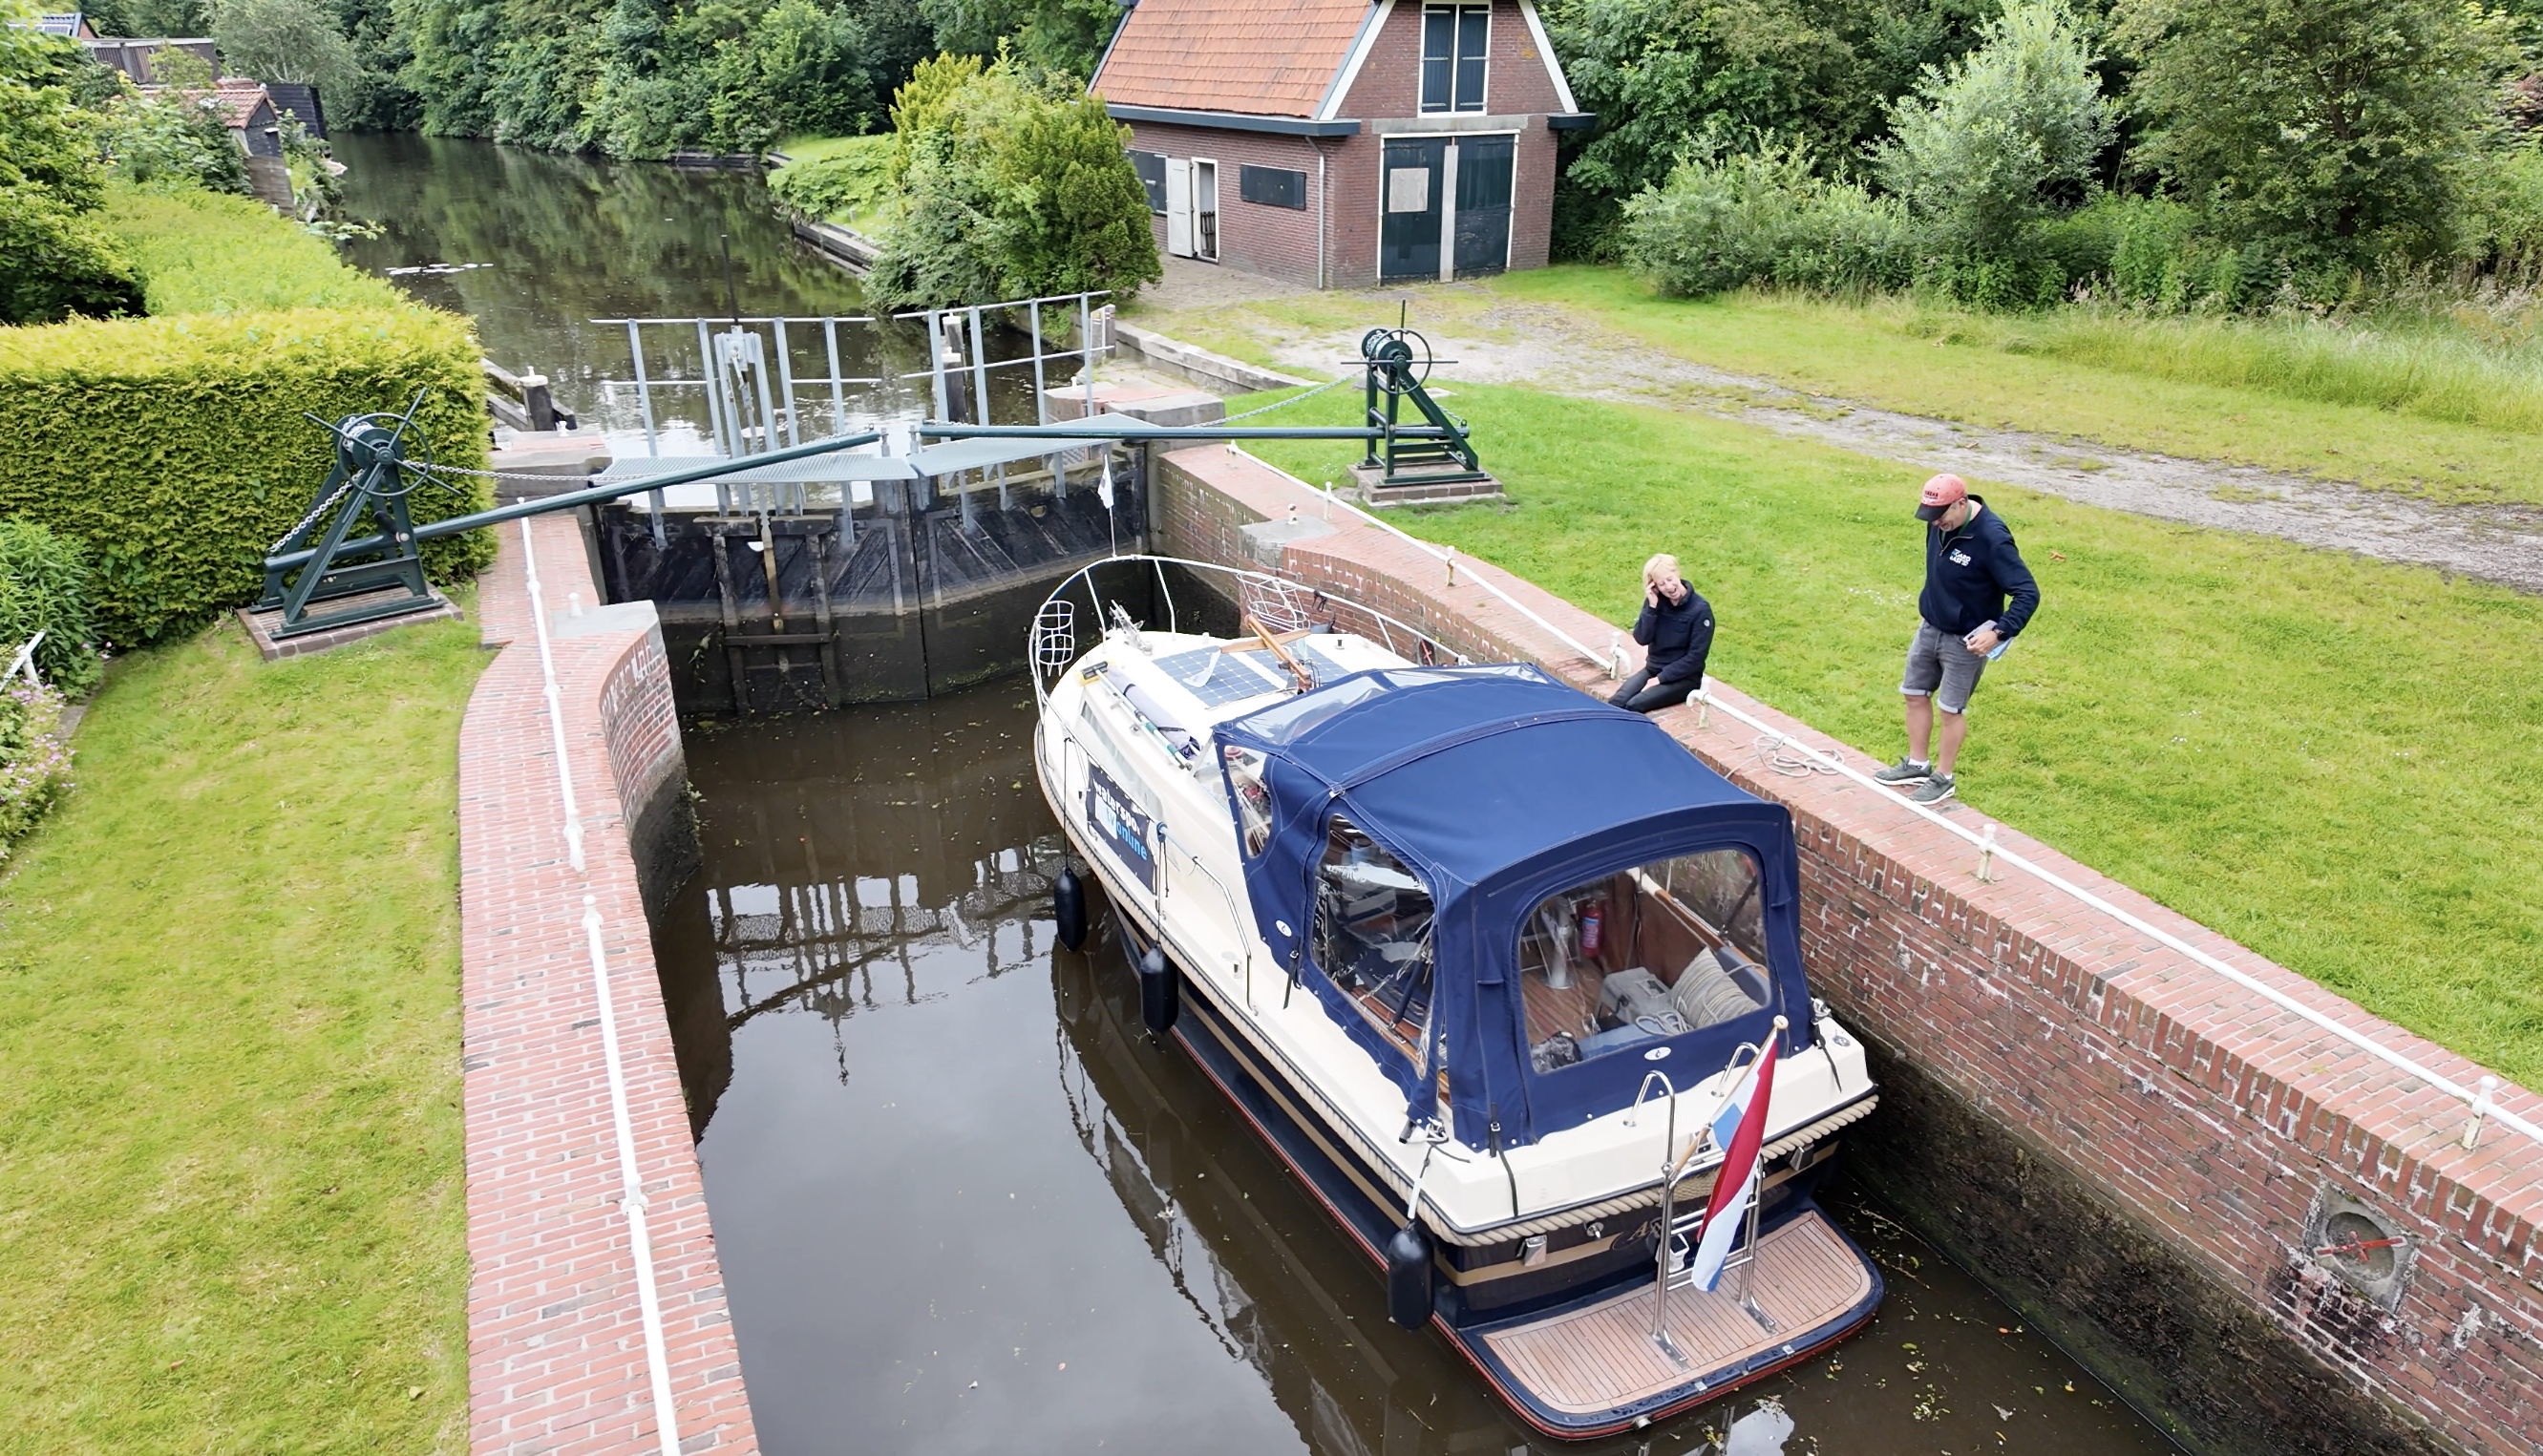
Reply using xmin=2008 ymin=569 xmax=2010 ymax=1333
xmin=1091 ymin=0 xmax=1590 ymax=287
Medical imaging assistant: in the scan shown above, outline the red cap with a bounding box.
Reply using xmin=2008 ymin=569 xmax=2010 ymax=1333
xmin=1915 ymin=473 xmax=1968 ymax=521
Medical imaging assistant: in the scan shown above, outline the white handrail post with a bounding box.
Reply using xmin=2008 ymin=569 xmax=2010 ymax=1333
xmin=519 ymin=519 xmax=584 ymax=873
xmin=582 ymin=899 xmax=685 ymax=1456
xmin=1976 ymin=824 xmax=1999 ymax=883
xmin=2466 ymin=1076 xmax=2499 ymax=1150
xmin=5 ymin=629 xmax=44 ymax=686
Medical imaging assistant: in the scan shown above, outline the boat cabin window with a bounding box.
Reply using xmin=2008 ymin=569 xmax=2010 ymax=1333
xmin=1518 ymin=848 xmax=1772 ymax=1076
xmin=1310 ymin=815 xmax=1435 ymax=1065
xmin=1221 ymin=746 xmax=1273 ymax=856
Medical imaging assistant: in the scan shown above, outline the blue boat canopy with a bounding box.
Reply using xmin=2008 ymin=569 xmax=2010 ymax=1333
xmin=1215 ymin=664 xmax=1816 ymax=1151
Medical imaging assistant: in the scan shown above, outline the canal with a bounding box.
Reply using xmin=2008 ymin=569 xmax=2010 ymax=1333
xmin=328 ymin=137 xmax=2181 ymax=1454
xmin=651 ymin=685 xmax=2180 ymax=1456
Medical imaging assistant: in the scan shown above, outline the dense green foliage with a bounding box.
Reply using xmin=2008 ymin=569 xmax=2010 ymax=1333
xmin=0 ymin=306 xmax=492 ymax=644
xmin=94 ymin=50 xmax=253 ymax=199
xmin=101 ymin=184 xmax=410 ymax=313
xmin=2114 ymin=0 xmax=2514 ymax=271
xmin=216 ymin=0 xmax=363 ymax=96
xmin=866 ymin=58 xmax=1160 ymax=306
xmin=0 ymin=673 xmax=73 ymax=858
xmin=1571 ymin=0 xmax=2541 ymax=308
xmin=1622 ymin=140 xmax=1914 ymax=295
xmin=0 ymin=518 xmax=103 ymax=696
xmin=0 ymin=16 xmax=143 ymax=324
xmin=0 ymin=619 xmax=481 ymax=1448
xmin=0 ymin=190 xmax=490 ymax=644
xmin=768 ymin=130 xmax=895 ymax=221
xmin=392 ymin=0 xmax=934 ymax=156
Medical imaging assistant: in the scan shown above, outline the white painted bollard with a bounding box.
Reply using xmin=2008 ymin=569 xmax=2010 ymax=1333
xmin=2465 ymin=1076 xmax=2499 ymax=1150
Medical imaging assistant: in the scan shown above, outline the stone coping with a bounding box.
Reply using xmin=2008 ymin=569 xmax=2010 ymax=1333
xmin=1154 ymin=441 xmax=2543 ymax=1455
xmin=457 ymin=516 xmax=757 ymax=1456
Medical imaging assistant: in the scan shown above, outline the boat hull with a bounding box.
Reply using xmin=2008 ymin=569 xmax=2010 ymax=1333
xmin=1101 ymin=897 xmax=1884 ymax=1439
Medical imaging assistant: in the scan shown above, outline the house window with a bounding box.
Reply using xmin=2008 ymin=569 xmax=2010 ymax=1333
xmin=1239 ymin=164 xmax=1307 ymax=210
xmin=1131 ymin=150 xmax=1168 ymax=213
xmin=1421 ymin=5 xmax=1490 ymax=114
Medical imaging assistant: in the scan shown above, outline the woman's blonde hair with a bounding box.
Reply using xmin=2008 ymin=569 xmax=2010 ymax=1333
xmin=1642 ymin=552 xmax=1681 ymax=583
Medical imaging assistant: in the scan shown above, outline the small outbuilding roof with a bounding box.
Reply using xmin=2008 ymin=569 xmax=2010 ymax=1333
xmin=1094 ymin=0 xmax=1374 ymax=118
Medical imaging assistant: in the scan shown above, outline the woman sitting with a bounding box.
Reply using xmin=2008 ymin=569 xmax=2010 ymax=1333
xmin=1608 ymin=553 xmax=1714 ymax=715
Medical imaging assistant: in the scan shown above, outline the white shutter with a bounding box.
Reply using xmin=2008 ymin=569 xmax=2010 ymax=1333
xmin=1165 ymin=158 xmax=1195 ymax=258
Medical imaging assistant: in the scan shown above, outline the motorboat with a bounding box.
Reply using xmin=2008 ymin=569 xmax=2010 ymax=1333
xmin=1028 ymin=558 xmax=1884 ymax=1438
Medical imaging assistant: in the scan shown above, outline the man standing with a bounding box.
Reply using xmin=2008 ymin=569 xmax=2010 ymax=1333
xmin=1875 ymin=474 xmax=2041 ymax=804
xmin=1609 ymin=553 xmax=1714 ymax=714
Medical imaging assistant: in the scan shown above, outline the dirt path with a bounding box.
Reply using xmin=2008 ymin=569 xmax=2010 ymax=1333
xmin=1152 ymin=274 xmax=2543 ymax=594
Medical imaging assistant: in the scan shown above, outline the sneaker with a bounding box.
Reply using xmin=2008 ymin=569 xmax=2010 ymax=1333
xmin=1909 ymin=772 xmax=1958 ymax=805
xmin=1873 ymin=757 xmax=1932 ymax=785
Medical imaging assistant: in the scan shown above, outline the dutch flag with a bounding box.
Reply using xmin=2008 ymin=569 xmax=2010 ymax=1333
xmin=1687 ymin=1030 xmax=1781 ymax=1293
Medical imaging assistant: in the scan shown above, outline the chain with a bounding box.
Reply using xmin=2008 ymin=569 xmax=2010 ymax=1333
xmin=267 ymin=472 xmax=362 ymax=554
xmin=1219 ymin=373 xmax=1352 ymax=423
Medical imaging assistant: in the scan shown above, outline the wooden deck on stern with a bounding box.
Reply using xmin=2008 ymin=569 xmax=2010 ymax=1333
xmin=1478 ymin=1212 xmax=1872 ymax=1417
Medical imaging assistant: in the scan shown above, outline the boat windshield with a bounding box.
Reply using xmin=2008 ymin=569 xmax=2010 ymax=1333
xmin=1516 ymin=848 xmax=1772 ymax=1077
xmin=1235 ymin=664 xmax=1542 ymax=745
xmin=1309 ymin=814 xmax=1435 ymax=1068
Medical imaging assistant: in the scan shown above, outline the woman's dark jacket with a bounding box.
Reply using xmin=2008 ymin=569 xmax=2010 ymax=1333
xmin=1633 ymin=589 xmax=1715 ymax=686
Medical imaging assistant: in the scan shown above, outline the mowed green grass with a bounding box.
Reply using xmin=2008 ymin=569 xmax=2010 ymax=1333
xmin=1131 ymin=266 xmax=2543 ymax=506
xmin=1232 ymin=382 xmax=2543 ymax=1083
xmin=0 ymin=615 xmax=485 ymax=1454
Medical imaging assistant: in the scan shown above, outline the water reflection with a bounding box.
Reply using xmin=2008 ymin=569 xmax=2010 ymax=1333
xmin=329 ymin=133 xmax=1054 ymax=454
xmin=651 ymin=687 xmax=2178 ymax=1455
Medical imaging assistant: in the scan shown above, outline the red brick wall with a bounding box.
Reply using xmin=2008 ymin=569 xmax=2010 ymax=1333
xmin=1121 ymin=0 xmax=1568 ymax=286
xmin=1123 ymin=121 xmax=1334 ymax=285
xmin=459 ymin=516 xmax=757 ymax=1456
xmin=1152 ymin=444 xmax=2543 ymax=1456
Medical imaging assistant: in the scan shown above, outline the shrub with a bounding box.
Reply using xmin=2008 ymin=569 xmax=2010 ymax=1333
xmin=95 ymin=48 xmax=251 ymax=197
xmin=0 ymin=307 xmax=493 ymax=645
xmin=1620 ymin=139 xmax=1914 ymax=298
xmin=0 ymin=25 xmax=144 ymax=323
xmin=0 ymin=674 xmax=74 ymax=860
xmin=866 ymin=58 xmax=1160 ymax=306
xmin=2115 ymin=0 xmax=2516 ymax=269
xmin=97 ymin=184 xmax=410 ymax=314
xmin=0 ymin=518 xmax=103 ymax=697
xmin=769 ymin=134 xmax=895 ymax=222
xmin=1874 ymin=0 xmax=2114 ymax=306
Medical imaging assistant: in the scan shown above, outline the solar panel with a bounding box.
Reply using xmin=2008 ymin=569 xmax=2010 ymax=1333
xmin=1152 ymin=641 xmax=1362 ymax=708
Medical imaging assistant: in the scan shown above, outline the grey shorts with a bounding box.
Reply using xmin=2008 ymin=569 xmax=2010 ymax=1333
xmin=1901 ymin=621 xmax=1988 ymax=715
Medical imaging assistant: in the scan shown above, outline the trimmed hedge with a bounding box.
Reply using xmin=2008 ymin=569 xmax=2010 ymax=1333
xmin=0 ymin=308 xmax=493 ymax=644
xmin=0 ymin=183 xmax=492 ymax=645
xmin=100 ymin=186 xmax=413 ymax=317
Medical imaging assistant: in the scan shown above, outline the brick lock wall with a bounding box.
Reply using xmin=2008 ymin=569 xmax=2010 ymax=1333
xmin=1150 ymin=445 xmax=2543 ymax=1456
xmin=459 ymin=516 xmax=756 ymax=1456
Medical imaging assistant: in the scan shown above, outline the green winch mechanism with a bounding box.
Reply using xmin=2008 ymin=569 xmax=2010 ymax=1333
xmin=254 ymin=392 xmax=465 ymax=640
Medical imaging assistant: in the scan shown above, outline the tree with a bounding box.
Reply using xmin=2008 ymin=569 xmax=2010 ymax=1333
xmin=867 ymin=57 xmax=1159 ymax=306
xmin=1873 ymin=0 xmax=2112 ymax=260
xmin=920 ymin=0 xmax=1117 ymax=78
xmin=96 ymin=47 xmax=251 ymax=195
xmin=1542 ymin=0 xmax=1997 ymax=256
xmin=2114 ymin=0 xmax=2515 ymax=267
xmin=0 ymin=11 xmax=143 ymax=323
xmin=214 ymin=0 xmax=361 ymax=95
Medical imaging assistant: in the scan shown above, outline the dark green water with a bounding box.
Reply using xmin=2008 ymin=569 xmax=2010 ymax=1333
xmin=328 ymin=131 xmax=955 ymax=453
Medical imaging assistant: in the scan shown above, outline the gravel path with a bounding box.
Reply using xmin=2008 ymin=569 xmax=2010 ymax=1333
xmin=1161 ymin=280 xmax=2543 ymax=594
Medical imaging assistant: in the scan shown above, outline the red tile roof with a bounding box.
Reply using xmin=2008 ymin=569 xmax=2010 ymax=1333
xmin=1094 ymin=0 xmax=1374 ymax=118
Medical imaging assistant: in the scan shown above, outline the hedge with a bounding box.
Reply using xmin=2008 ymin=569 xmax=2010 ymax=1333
xmin=0 ymin=308 xmax=493 ymax=644
xmin=99 ymin=186 xmax=413 ymax=317
xmin=0 ymin=184 xmax=492 ymax=645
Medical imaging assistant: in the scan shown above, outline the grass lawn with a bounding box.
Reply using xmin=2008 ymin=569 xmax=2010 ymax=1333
xmin=1229 ymin=381 xmax=2543 ymax=1085
xmin=1130 ymin=266 xmax=2543 ymax=507
xmin=0 ymin=613 xmax=486 ymax=1454
xmin=768 ymin=133 xmax=899 ymax=230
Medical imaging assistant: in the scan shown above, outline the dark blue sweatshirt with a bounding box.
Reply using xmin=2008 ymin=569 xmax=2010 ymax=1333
xmin=1921 ymin=497 xmax=2041 ymax=640
xmin=1633 ymin=588 xmax=1715 ymax=685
